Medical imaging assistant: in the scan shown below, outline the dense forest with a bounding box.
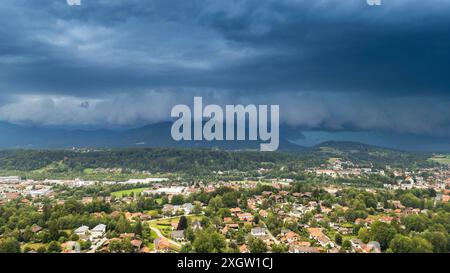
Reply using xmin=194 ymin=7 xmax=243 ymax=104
xmin=313 ymin=141 xmax=436 ymax=169
xmin=0 ymin=142 xmax=438 ymax=175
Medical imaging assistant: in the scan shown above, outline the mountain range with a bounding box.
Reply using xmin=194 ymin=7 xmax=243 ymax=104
xmin=0 ymin=121 xmax=448 ymax=153
xmin=0 ymin=121 xmax=306 ymax=151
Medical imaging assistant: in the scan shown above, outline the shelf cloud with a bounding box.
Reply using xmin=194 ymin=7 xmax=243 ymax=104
xmin=0 ymin=0 xmax=449 ymax=137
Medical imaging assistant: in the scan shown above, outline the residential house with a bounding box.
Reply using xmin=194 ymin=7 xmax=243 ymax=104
xmin=237 ymin=213 xmax=254 ymax=222
xmin=350 ymin=239 xmax=381 ymax=253
xmin=284 ymin=231 xmax=300 ymax=244
xmin=131 ymin=239 xmax=143 ymax=252
xmin=182 ymin=203 xmax=194 ymax=214
xmin=120 ymin=233 xmax=135 ymax=239
xmin=378 ymin=216 xmax=394 ymax=224
xmin=162 ymin=204 xmax=174 ymax=214
xmin=91 ymin=224 xmax=106 ymax=239
xmin=226 ymin=223 xmax=239 ymax=230
xmin=74 ymin=225 xmax=90 ymax=240
xmin=171 ymin=230 xmax=185 ymax=241
xmin=307 ymin=227 xmax=334 ymax=248
xmin=251 ymin=227 xmax=266 ymax=237
xmin=259 ymin=210 xmax=268 ymax=218
xmin=61 ymin=241 xmax=81 ymax=253
xmin=289 ymin=246 xmax=321 ymax=253
xmin=239 ymin=244 xmax=250 ymax=253
xmin=154 ymin=237 xmax=171 ymax=253
xmin=31 ymin=225 xmax=42 ymax=233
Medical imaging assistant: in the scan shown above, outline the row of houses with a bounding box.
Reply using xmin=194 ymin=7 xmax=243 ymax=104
xmin=74 ymin=224 xmax=106 ymax=241
xmin=162 ymin=203 xmax=195 ymax=215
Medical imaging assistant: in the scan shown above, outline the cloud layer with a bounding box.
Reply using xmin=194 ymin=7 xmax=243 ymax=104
xmin=0 ymin=0 xmax=450 ymax=136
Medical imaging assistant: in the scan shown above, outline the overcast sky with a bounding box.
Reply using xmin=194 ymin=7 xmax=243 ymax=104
xmin=0 ymin=0 xmax=450 ymax=137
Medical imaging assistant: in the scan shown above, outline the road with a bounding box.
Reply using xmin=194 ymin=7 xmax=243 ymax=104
xmin=146 ymin=213 xmax=203 ymax=251
xmin=261 ymin=221 xmax=280 ymax=244
xmin=149 ymin=224 xmax=181 ymax=249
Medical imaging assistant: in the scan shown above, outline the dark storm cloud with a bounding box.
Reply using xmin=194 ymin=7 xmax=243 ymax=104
xmin=0 ymin=0 xmax=450 ymax=135
xmin=201 ymin=0 xmax=450 ymax=95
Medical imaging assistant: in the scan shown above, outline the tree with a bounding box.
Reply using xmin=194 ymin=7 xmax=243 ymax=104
xmin=222 ymin=192 xmax=238 ymax=208
xmin=265 ymin=213 xmax=282 ymax=235
xmin=42 ymin=203 xmax=52 ymax=221
xmin=334 ymin=233 xmax=342 ymax=245
xmin=180 ymin=243 xmax=192 ymax=253
xmin=142 ymin=224 xmax=152 ymax=242
xmin=403 ymin=215 xmax=429 ymax=232
xmin=193 ymin=231 xmax=214 ymax=253
xmin=271 ymin=244 xmax=287 ymax=253
xmin=121 ymin=238 xmax=133 ymax=253
xmin=400 ymin=193 xmax=421 ymax=208
xmin=217 ymin=208 xmax=231 ymax=218
xmin=0 ymin=237 xmax=20 ymax=253
xmin=370 ymin=221 xmax=397 ymax=250
xmin=193 ymin=202 xmax=203 ymax=214
xmin=109 ymin=238 xmax=132 ymax=253
xmin=358 ymin=227 xmax=370 ymax=244
xmin=248 ymin=237 xmax=268 ymax=253
xmin=177 ymin=216 xmax=188 ymax=231
xmin=192 ymin=229 xmax=225 ymax=253
xmin=48 ymin=221 xmax=60 ymax=241
xmin=47 ymin=241 xmax=61 ymax=253
xmin=208 ymin=196 xmax=223 ymax=212
xmin=236 ymin=231 xmax=246 ymax=245
xmin=410 ymin=237 xmax=433 ymax=253
xmin=200 ymin=216 xmax=210 ymax=228
xmin=171 ymin=194 xmax=185 ymax=205
xmin=344 ymin=209 xmax=368 ymax=222
xmin=70 ymin=233 xmax=80 ymax=241
xmin=228 ymin=241 xmax=239 ymax=253
xmin=37 ymin=246 xmax=46 ymax=253
xmin=389 ymin=234 xmax=433 ymax=253
xmin=22 ymin=227 xmax=33 ymax=243
xmin=342 ymin=240 xmax=351 ymax=251
xmin=109 ymin=239 xmax=122 ymax=253
xmin=80 ymin=239 xmax=91 ymax=250
xmin=210 ymin=231 xmax=226 ymax=253
xmin=389 ymin=234 xmax=412 ymax=253
xmin=352 ymin=199 xmax=366 ymax=211
xmin=420 ymin=231 xmax=448 ymax=253
xmin=134 ymin=221 xmax=143 ymax=237
xmin=185 ymin=227 xmax=195 ymax=242
xmin=116 ymin=215 xmax=131 ymax=233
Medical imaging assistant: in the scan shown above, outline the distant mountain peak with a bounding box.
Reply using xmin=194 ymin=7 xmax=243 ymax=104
xmin=0 ymin=121 xmax=306 ymax=151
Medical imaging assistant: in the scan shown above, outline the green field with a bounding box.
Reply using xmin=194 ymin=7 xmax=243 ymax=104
xmin=327 ymin=157 xmax=341 ymax=164
xmin=319 ymin=146 xmax=342 ymax=155
xmin=146 ymin=209 xmax=160 ymax=216
xmin=0 ymin=168 xmax=157 ymax=182
xmin=428 ymin=154 xmax=450 ymax=165
xmin=22 ymin=242 xmax=46 ymax=252
xmin=111 ymin=187 xmax=150 ymax=198
xmin=149 ymin=219 xmax=173 ymax=237
xmin=149 ymin=215 xmax=203 ymax=237
xmin=147 ymin=229 xmax=159 ymax=251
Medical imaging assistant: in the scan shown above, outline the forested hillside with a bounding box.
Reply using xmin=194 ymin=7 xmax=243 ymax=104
xmin=0 ymin=142 xmax=437 ymax=175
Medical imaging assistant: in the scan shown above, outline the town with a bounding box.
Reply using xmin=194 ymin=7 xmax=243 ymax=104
xmin=0 ymin=148 xmax=448 ymax=254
